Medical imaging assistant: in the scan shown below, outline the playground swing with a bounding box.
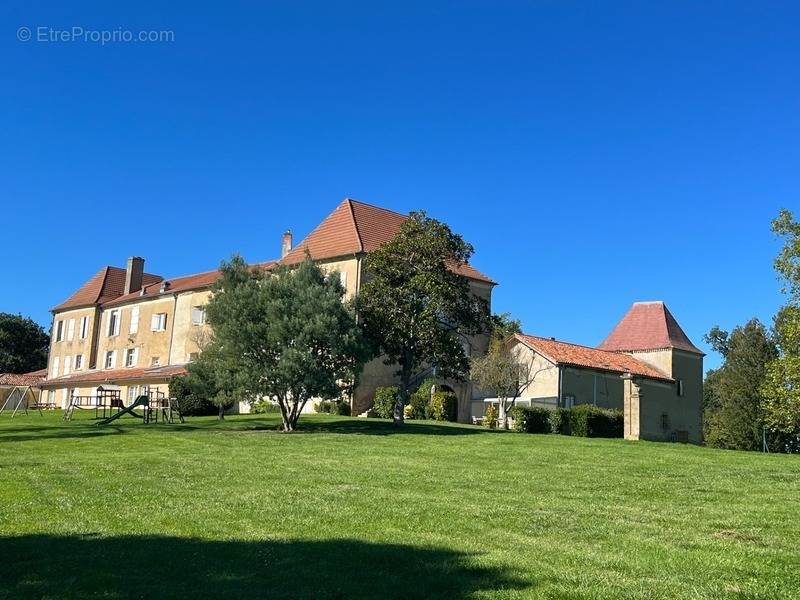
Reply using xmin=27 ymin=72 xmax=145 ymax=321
xmin=0 ymin=385 xmax=40 ymax=418
xmin=95 ymin=388 xmax=184 ymax=426
xmin=63 ymin=387 xmax=123 ymax=421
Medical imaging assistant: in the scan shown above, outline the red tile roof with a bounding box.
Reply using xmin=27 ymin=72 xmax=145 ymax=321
xmin=515 ymin=334 xmax=673 ymax=381
xmin=282 ymin=198 xmax=495 ymax=284
xmin=0 ymin=368 xmax=47 ymax=387
xmin=598 ymin=301 xmax=703 ymax=355
xmin=41 ymin=364 xmax=186 ymax=387
xmin=53 ymin=266 xmax=162 ymax=311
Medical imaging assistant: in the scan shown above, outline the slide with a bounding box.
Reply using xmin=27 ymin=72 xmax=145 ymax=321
xmin=95 ymin=395 xmax=149 ymax=426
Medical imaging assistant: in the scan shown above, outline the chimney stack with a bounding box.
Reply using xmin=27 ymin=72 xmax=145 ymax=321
xmin=281 ymin=230 xmax=293 ymax=258
xmin=124 ymin=256 xmax=145 ymax=295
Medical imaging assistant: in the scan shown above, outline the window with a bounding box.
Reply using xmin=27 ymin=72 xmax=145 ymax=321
xmin=47 ymin=390 xmax=55 ymax=406
xmin=51 ymin=356 xmax=60 ymax=378
xmin=339 ymin=271 xmax=347 ymax=289
xmin=151 ymin=313 xmax=167 ymax=331
xmin=191 ymin=306 xmax=206 ymax=326
xmin=104 ymin=350 xmax=116 ymax=369
xmin=661 ymin=413 xmax=670 ymax=430
xmin=677 ymin=380 xmax=684 ymax=397
xmin=107 ymin=310 xmax=120 ymax=337
xmin=75 ymin=354 xmax=83 ymax=370
xmin=151 ymin=356 xmax=161 ymax=367
xmin=127 ymin=385 xmax=138 ymax=404
xmin=130 ymin=306 xmax=140 ymax=334
xmin=79 ymin=315 xmax=89 ymax=339
xmin=125 ymin=348 xmax=138 ymax=368
xmin=55 ymin=320 xmax=64 ymax=342
xmin=67 ymin=318 xmax=75 ymax=341
xmin=188 ymin=352 xmax=199 ymax=363
xmin=563 ymin=394 xmax=575 ymax=409
xmin=63 ymin=355 xmax=71 ymax=376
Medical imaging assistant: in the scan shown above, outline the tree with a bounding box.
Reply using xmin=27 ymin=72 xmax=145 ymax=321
xmin=357 ymin=211 xmax=489 ymax=425
xmin=470 ymin=337 xmax=542 ymax=430
xmin=702 ymin=319 xmax=777 ymax=450
xmin=0 ymin=313 xmax=48 ymax=374
xmin=489 ymin=312 xmax=522 ymax=339
xmin=205 ymin=255 xmax=368 ymax=431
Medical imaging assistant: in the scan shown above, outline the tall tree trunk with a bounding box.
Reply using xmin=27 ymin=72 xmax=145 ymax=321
xmin=218 ymin=403 xmax=225 ymax=420
xmin=394 ymin=366 xmax=411 ymax=426
xmin=499 ymin=397 xmax=509 ymax=430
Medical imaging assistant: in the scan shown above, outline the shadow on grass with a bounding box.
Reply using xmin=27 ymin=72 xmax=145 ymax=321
xmin=0 ymin=424 xmax=128 ymax=444
xmin=0 ymin=534 xmax=530 ymax=599
xmin=293 ymin=417 xmax=500 ymax=436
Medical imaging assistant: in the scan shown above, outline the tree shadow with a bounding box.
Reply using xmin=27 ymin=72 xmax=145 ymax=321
xmin=0 ymin=424 xmax=127 ymax=444
xmin=0 ymin=534 xmax=530 ymax=599
xmin=234 ymin=416 xmax=503 ymax=436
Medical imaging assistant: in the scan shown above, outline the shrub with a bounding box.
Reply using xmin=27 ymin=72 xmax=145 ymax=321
xmin=251 ymin=399 xmax=281 ymax=414
xmin=484 ymin=403 xmax=498 ymax=429
xmin=372 ymin=387 xmax=398 ymax=419
xmin=315 ymin=400 xmax=333 ymax=413
xmin=429 ymin=391 xmax=457 ymax=422
xmin=568 ymin=404 xmax=623 ymax=438
xmin=169 ymin=375 xmax=216 ymax=416
xmin=334 ymin=401 xmax=351 ymax=416
xmin=511 ymin=406 xmax=551 ymax=433
xmin=550 ymin=408 xmax=571 ymax=435
xmin=410 ymin=379 xmax=436 ymax=419
xmin=314 ymin=399 xmax=351 ymax=415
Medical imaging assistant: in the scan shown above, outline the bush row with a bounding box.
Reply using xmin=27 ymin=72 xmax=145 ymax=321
xmin=510 ymin=404 xmax=623 ymax=438
xmin=314 ymin=399 xmax=351 ymax=416
xmin=372 ymin=382 xmax=457 ymax=422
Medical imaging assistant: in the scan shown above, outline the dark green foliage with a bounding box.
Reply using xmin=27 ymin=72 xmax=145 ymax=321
xmin=358 ymin=212 xmax=489 ymax=424
xmin=511 ymin=406 xmax=551 ymax=433
xmin=429 ymin=391 xmax=457 ymax=422
xmin=550 ymin=408 xmax=571 ymax=435
xmin=168 ymin=375 xmax=216 ymax=416
xmin=568 ymin=405 xmax=623 ymax=438
xmin=409 ymin=378 xmax=436 ymax=419
xmin=373 ymin=387 xmax=399 ymax=419
xmin=0 ymin=313 xmax=49 ymax=374
xmin=315 ymin=400 xmax=352 ymax=416
xmin=703 ymin=319 xmax=777 ymax=450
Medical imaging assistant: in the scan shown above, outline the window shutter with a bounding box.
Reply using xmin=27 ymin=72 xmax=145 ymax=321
xmin=130 ymin=306 xmax=140 ymax=334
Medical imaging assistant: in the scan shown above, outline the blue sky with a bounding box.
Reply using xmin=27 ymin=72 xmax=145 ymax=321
xmin=2 ymin=1 xmax=798 ymax=370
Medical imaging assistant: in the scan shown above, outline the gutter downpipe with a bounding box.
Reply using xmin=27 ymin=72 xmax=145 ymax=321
xmin=557 ymin=365 xmax=563 ymax=408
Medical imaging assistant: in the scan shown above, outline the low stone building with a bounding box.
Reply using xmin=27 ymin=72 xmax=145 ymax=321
xmin=477 ymin=302 xmax=703 ymax=443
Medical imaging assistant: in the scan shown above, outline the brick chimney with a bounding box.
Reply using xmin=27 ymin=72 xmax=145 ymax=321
xmin=124 ymin=256 xmax=145 ymax=295
xmin=281 ymin=230 xmax=293 ymax=258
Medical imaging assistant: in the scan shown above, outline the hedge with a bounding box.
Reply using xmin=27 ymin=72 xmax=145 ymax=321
xmin=314 ymin=400 xmax=351 ymax=416
xmin=429 ymin=391 xmax=457 ymax=422
xmin=409 ymin=379 xmax=436 ymax=419
xmin=372 ymin=386 xmax=399 ymax=419
xmin=568 ymin=404 xmax=623 ymax=438
xmin=549 ymin=407 xmax=571 ymax=435
xmin=511 ymin=406 xmax=551 ymax=433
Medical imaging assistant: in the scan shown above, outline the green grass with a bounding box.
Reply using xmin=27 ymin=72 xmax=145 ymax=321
xmin=0 ymin=412 xmax=798 ymax=599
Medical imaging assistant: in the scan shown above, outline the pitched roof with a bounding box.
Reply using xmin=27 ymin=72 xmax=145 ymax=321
xmin=598 ymin=301 xmax=704 ymax=355
xmin=41 ymin=364 xmax=186 ymax=387
xmin=0 ymin=368 xmax=47 ymax=387
xmin=514 ymin=334 xmax=673 ymax=381
xmin=281 ymin=198 xmax=495 ymax=284
xmin=53 ymin=266 xmax=163 ymax=311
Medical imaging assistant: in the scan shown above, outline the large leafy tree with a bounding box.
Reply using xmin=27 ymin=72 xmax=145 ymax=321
xmin=204 ymin=255 xmax=368 ymax=431
xmin=760 ymin=209 xmax=800 ymax=442
xmin=702 ymin=319 xmax=776 ymax=450
xmin=358 ymin=211 xmax=489 ymax=425
xmin=0 ymin=313 xmax=48 ymax=374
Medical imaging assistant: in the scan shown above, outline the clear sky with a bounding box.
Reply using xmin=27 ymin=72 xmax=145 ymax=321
xmin=3 ymin=1 xmax=798 ymax=370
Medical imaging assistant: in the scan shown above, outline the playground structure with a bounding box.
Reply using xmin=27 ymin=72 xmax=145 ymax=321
xmin=93 ymin=387 xmax=185 ymax=426
xmin=0 ymin=385 xmax=53 ymax=418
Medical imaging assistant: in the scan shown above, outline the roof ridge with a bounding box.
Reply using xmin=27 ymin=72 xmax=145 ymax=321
xmin=520 ymin=333 xmax=620 ymax=355
xmin=345 ymin=198 xmax=365 ymax=253
xmin=345 ymin=197 xmax=408 ymax=219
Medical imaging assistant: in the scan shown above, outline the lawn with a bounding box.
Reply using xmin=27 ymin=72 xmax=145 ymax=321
xmin=0 ymin=412 xmax=798 ymax=599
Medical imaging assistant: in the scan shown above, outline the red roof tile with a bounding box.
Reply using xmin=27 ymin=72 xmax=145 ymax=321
xmin=282 ymin=198 xmax=495 ymax=284
xmin=0 ymin=368 xmax=47 ymax=387
xmin=41 ymin=364 xmax=186 ymax=387
xmin=515 ymin=334 xmax=673 ymax=381
xmin=53 ymin=266 xmax=162 ymax=311
xmin=598 ymin=302 xmax=703 ymax=355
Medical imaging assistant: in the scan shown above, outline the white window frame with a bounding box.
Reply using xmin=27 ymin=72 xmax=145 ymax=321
xmin=51 ymin=356 xmax=60 ymax=378
xmin=191 ymin=306 xmax=206 ymax=326
xmin=47 ymin=389 xmax=55 ymax=406
xmin=67 ymin=318 xmax=75 ymax=342
xmin=130 ymin=306 xmax=140 ymax=334
xmin=107 ymin=310 xmax=120 ymax=337
xmin=151 ymin=313 xmax=167 ymax=332
xmin=125 ymin=348 xmax=138 ymax=368
xmin=63 ymin=355 xmax=71 ymax=376
xmin=75 ymin=354 xmax=83 ymax=370
xmin=55 ymin=320 xmax=64 ymax=342
xmin=104 ymin=350 xmax=116 ymax=369
xmin=127 ymin=385 xmax=138 ymax=403
xmin=79 ymin=315 xmax=89 ymax=339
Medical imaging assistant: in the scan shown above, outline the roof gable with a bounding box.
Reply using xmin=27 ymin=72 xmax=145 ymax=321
xmin=514 ymin=333 xmax=672 ymax=381
xmin=281 ymin=198 xmax=494 ymax=283
xmin=598 ymin=301 xmax=703 ymax=355
xmin=53 ymin=267 xmax=162 ymax=311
